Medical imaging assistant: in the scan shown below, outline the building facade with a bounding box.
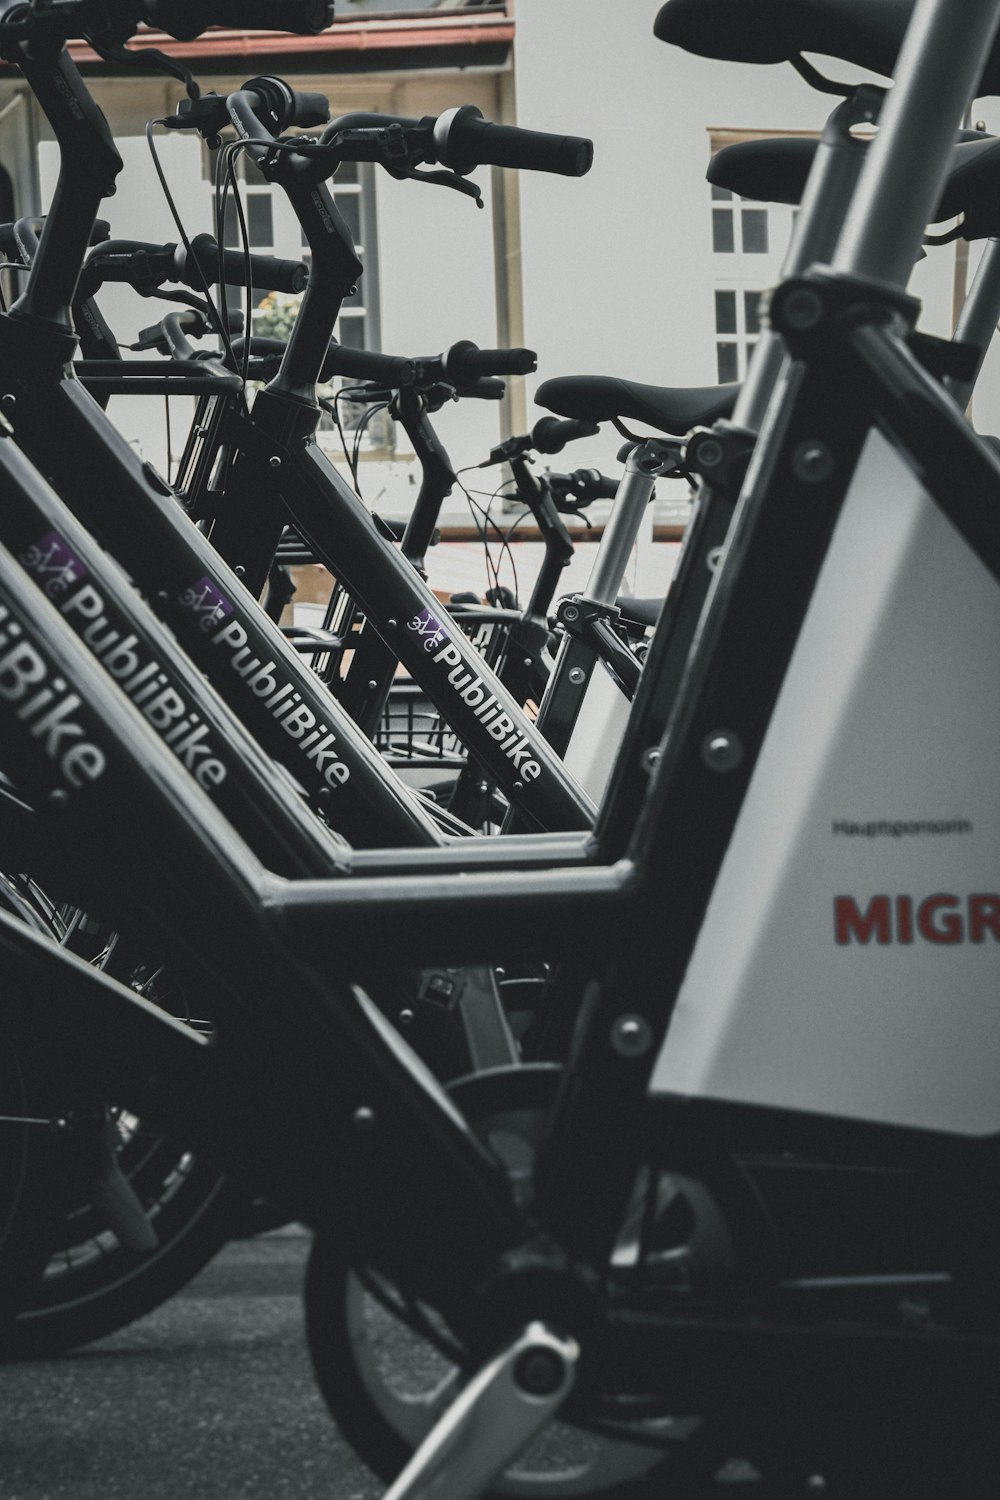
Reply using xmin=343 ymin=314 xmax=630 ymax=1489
xmin=0 ymin=0 xmax=992 ymax=526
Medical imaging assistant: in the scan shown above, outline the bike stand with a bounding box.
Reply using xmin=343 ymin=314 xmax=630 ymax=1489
xmin=382 ymin=1320 xmax=579 ymax=1500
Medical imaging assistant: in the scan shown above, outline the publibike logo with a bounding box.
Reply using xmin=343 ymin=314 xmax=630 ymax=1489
xmin=20 ymin=532 xmax=227 ymax=792
xmin=406 ymin=606 xmax=542 ymax=784
xmin=177 ymin=575 xmax=351 ymax=791
xmin=0 ymin=600 xmax=106 ymax=788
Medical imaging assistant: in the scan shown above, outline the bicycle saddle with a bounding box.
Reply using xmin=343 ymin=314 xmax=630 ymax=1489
xmin=711 ymin=132 xmax=1000 ymax=238
xmin=616 ymin=596 xmax=663 ymax=629
xmin=535 ymin=376 xmax=738 ymax=433
xmin=654 ymin=0 xmax=1000 ymax=97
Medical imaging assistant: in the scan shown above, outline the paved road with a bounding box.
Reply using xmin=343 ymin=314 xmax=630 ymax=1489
xmin=0 ymin=1226 xmax=382 ymax=1500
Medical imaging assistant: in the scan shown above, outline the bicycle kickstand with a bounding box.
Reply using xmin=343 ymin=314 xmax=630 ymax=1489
xmin=381 ymin=1321 xmax=579 ymax=1500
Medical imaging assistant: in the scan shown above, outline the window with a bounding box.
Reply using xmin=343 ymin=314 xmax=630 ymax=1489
xmin=714 ymin=286 xmax=762 ymax=382
xmin=298 ymin=159 xmax=380 ymax=354
xmin=203 ymin=142 xmax=381 ymax=353
xmin=710 ymin=185 xmax=769 ymax=255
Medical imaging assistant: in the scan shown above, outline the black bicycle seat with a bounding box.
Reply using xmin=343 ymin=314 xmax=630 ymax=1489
xmin=535 ymin=376 xmax=738 ymax=433
xmin=711 ymin=131 xmax=1000 ymax=238
xmin=616 ymin=596 xmax=663 ymax=629
xmin=654 ymin=0 xmax=1000 ymax=97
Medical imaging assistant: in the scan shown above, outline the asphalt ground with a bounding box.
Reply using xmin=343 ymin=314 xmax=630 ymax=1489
xmin=0 ymin=1225 xmax=381 ymax=1500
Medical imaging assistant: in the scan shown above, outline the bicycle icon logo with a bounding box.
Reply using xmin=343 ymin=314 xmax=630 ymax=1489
xmin=406 ymin=607 xmax=447 ymax=654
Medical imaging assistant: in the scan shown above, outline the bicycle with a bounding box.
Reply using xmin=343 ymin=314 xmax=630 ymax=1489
xmin=5 ymin=3 xmax=1000 ymax=1497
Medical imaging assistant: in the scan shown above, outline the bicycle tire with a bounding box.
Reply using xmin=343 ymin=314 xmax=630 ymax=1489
xmin=304 ymin=1233 xmax=680 ymax=1499
xmin=5 ymin=1143 xmax=242 ymax=1359
xmin=0 ymin=1038 xmax=56 ymax=1346
xmin=304 ymin=1064 xmax=684 ymax=1497
xmin=0 ymin=898 xmax=246 ymax=1360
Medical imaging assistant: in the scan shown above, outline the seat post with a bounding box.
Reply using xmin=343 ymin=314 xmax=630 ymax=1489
xmin=947 ymin=237 xmax=1000 ymax=408
xmin=734 ymin=87 xmax=881 ymax=432
xmin=832 ymin=0 xmax=1000 ymax=291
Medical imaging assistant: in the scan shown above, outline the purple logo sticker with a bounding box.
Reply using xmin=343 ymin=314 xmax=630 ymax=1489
xmin=178 ymin=576 xmax=236 ymax=633
xmin=21 ymin=530 xmax=88 ymax=599
xmin=406 ymin=606 xmax=447 ymax=653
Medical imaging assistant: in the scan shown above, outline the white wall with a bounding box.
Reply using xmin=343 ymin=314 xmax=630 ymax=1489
xmin=511 ymin=0 xmax=968 ymax=473
xmin=31 ymin=17 xmax=1000 ymax=514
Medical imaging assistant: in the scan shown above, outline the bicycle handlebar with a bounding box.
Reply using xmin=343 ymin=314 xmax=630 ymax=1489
xmin=166 ymin=84 xmax=591 ymax=191
xmin=186 ymin=233 xmax=309 ymax=294
xmin=532 ymin=416 xmax=602 ymax=455
xmin=141 ymin=2 xmax=333 ymax=42
xmin=481 ymin=415 xmax=600 ymax=468
xmin=548 ymin=468 xmax=621 ymax=509
xmin=77 ymin=235 xmax=308 ymax=300
xmin=417 ymin=341 xmax=536 ymax=387
xmin=321 ymin=344 xmax=417 ymax=386
xmin=0 ymin=2 xmax=333 ymax=47
xmin=433 ymin=106 xmax=594 ymax=179
xmin=133 ymin=307 xmax=212 ymax=359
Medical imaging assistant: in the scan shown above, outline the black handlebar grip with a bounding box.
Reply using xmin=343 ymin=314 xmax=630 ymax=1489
xmin=435 ymin=106 xmax=593 ymax=178
xmin=531 ymin=416 xmax=600 ymax=455
xmin=291 ymin=91 xmax=331 ymax=128
xmin=144 ymin=2 xmax=333 ymax=42
xmin=240 ymin=77 xmax=329 ymax=134
xmin=441 ymin=340 xmax=537 ymax=384
xmin=187 ymin=234 xmax=308 ymax=293
xmin=571 ymin=468 xmax=620 ymax=501
xmin=322 ymin=345 xmax=416 ymax=386
xmin=461 ymin=377 xmax=506 ymax=401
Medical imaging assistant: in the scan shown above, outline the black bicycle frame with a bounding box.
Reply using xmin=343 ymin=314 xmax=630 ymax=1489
xmin=190 ymin=91 xmax=595 ymax=834
xmin=5 ymin=1 xmax=1000 ymax=1459
xmin=6 ymin=260 xmax=1000 ymax=1347
xmin=0 ymin=434 xmax=344 ymax=880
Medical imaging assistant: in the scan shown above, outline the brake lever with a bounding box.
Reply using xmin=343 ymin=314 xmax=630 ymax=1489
xmin=389 ymin=165 xmax=483 ymax=207
xmin=318 ymin=125 xmax=483 ymax=205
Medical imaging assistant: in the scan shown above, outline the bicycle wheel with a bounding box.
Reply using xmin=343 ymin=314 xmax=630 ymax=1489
xmin=0 ymin=1038 xmax=60 ymax=1345
xmin=304 ymin=1066 xmax=693 ymax=1497
xmin=2 ymin=920 xmax=245 ymax=1360
xmin=305 ymin=1237 xmax=688 ymax=1498
xmin=5 ymin=1111 xmax=242 ymax=1359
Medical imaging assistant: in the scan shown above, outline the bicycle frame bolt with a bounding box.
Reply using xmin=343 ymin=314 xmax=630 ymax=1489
xmin=387 ymin=618 xmax=398 ymax=630
xmin=234 ymin=565 xmax=246 ymax=578
xmin=791 ymin=440 xmax=834 ymax=484
xmin=269 ymin=455 xmax=282 ymax=469
xmin=48 ymin=788 xmax=69 ymax=810
xmin=694 ymin=436 xmax=724 ymax=469
xmin=514 ymin=1347 xmax=565 ymax=1397
xmin=641 ymin=746 xmax=661 ymax=773
xmin=513 ymin=780 xmax=523 ymax=790
xmin=398 ymin=1009 xmax=415 ymax=1027
xmin=562 ymin=604 xmax=580 ymax=623
xmin=367 ymin=680 xmax=378 ymax=691
xmin=1 ymin=392 xmax=15 ymax=407
xmin=702 ymin=730 xmax=743 ymax=772
xmin=612 ymin=1014 xmax=653 ymax=1057
xmin=782 ymin=287 xmax=824 ymax=329
xmin=352 ymin=1106 xmax=376 ymax=1130
xmin=568 ymin=666 xmax=586 ymax=685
